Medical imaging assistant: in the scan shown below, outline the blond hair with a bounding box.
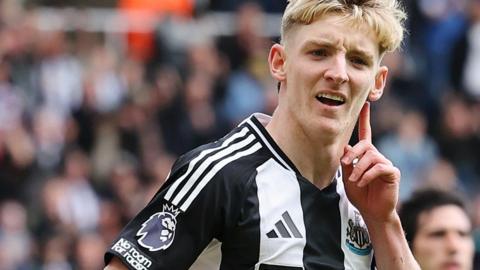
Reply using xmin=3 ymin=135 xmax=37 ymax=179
xmin=281 ymin=0 xmax=406 ymax=54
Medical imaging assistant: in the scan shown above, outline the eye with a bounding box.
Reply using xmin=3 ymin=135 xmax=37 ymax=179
xmin=310 ymin=49 xmax=328 ymax=57
xmin=429 ymin=230 xmax=446 ymax=238
xmin=350 ymin=56 xmax=368 ymax=66
xmin=459 ymin=230 xmax=472 ymax=238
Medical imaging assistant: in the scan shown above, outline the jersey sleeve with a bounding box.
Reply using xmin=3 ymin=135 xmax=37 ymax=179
xmin=104 ymin=153 xmax=240 ymax=270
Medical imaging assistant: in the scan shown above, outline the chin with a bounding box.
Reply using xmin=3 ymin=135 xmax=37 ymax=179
xmin=311 ymin=120 xmax=343 ymax=139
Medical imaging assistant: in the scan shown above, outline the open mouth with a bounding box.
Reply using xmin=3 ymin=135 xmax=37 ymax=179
xmin=316 ymin=93 xmax=346 ymax=106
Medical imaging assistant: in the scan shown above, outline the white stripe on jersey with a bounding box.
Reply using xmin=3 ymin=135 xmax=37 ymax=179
xmin=255 ymin=159 xmax=306 ymax=269
xmin=164 ymin=127 xmax=249 ymax=201
xmin=180 ymin=142 xmax=262 ymax=211
xmin=246 ymin=118 xmax=294 ymax=172
xmin=335 ymin=167 xmax=373 ymax=270
xmin=172 ymin=134 xmax=257 ymax=208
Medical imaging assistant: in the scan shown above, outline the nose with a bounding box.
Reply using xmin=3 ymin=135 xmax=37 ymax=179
xmin=324 ymin=54 xmax=349 ymax=85
xmin=445 ymin=233 xmax=462 ymax=254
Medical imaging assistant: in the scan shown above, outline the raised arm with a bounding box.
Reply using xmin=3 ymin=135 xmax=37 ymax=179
xmin=341 ymin=102 xmax=420 ymax=270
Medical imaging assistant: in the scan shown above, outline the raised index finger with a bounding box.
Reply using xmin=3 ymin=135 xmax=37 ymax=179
xmin=358 ymin=101 xmax=371 ymax=142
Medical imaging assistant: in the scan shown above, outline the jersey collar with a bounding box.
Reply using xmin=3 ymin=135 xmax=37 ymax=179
xmin=240 ymin=113 xmax=342 ymax=186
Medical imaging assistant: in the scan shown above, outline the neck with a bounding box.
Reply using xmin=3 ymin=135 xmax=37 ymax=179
xmin=266 ymin=110 xmax=348 ymax=189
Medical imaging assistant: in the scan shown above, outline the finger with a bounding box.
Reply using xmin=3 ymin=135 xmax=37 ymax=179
xmin=357 ymin=163 xmax=400 ymax=187
xmin=348 ymin=149 xmax=382 ymax=182
xmin=341 ymin=145 xmax=354 ymax=180
xmin=341 ymin=140 xmax=373 ymax=165
xmin=358 ymin=101 xmax=371 ymax=143
xmin=345 ymin=147 xmax=393 ymax=181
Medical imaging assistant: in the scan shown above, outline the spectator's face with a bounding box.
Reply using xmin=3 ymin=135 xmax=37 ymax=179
xmin=269 ymin=15 xmax=387 ymax=140
xmin=413 ymin=205 xmax=474 ymax=270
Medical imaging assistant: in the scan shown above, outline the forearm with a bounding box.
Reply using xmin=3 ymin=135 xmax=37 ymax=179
xmin=365 ymin=213 xmax=420 ymax=270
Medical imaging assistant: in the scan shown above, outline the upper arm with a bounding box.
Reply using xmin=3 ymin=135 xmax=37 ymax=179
xmin=103 ymin=157 xmax=240 ymax=269
xmin=103 ymin=130 xmax=260 ymax=269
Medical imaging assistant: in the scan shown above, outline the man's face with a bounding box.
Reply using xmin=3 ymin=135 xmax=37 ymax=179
xmin=271 ymin=15 xmax=387 ymax=141
xmin=413 ymin=205 xmax=474 ymax=270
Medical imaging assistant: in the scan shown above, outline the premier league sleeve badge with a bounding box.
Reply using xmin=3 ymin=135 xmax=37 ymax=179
xmin=136 ymin=204 xmax=180 ymax=251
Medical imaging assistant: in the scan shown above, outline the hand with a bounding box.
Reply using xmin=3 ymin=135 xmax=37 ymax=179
xmin=341 ymin=102 xmax=401 ymax=223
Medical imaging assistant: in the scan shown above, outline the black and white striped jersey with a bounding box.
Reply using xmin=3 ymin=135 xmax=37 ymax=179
xmin=105 ymin=113 xmax=375 ymax=270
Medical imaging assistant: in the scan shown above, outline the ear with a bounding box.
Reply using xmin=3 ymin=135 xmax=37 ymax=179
xmin=368 ymin=66 xmax=388 ymax=102
xmin=268 ymin=43 xmax=287 ymax=82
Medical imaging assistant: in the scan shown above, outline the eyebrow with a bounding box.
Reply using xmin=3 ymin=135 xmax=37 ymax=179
xmin=301 ymin=39 xmax=338 ymax=50
xmin=301 ymin=39 xmax=376 ymax=63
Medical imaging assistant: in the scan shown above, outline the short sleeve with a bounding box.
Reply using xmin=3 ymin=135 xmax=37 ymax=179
xmin=104 ymin=155 xmax=233 ymax=270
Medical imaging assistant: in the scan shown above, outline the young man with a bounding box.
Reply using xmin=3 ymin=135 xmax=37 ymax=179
xmin=104 ymin=0 xmax=420 ymax=269
xmin=399 ymin=189 xmax=475 ymax=270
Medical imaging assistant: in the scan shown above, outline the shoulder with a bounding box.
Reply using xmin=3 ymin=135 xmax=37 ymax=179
xmin=159 ymin=124 xmax=270 ymax=211
xmin=174 ymin=125 xmax=260 ymax=171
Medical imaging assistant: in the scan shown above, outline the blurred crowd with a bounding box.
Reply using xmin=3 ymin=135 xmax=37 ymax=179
xmin=1 ymin=0 xmax=480 ymax=269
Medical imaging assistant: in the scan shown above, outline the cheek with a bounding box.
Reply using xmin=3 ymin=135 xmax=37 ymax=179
xmin=292 ymin=68 xmax=318 ymax=89
xmin=412 ymin=238 xmax=443 ymax=269
xmin=412 ymin=237 xmax=439 ymax=258
xmin=350 ymin=72 xmax=375 ymax=97
xmin=461 ymin=238 xmax=475 ymax=255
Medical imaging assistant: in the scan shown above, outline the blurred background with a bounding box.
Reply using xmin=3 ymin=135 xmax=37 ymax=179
xmin=0 ymin=0 xmax=480 ymax=269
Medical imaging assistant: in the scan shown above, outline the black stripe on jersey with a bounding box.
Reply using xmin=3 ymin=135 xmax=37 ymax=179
xmin=163 ymin=127 xmax=253 ymax=205
xmin=245 ymin=116 xmax=300 ymax=175
xmin=301 ymin=178 xmax=344 ymax=270
xmin=173 ymin=138 xmax=260 ymax=209
xmin=220 ymin=170 xmax=261 ymax=270
xmin=259 ymin=264 xmax=303 ymax=270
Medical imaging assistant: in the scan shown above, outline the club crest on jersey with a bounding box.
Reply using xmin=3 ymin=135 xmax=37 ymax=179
xmin=346 ymin=211 xmax=372 ymax=256
xmin=136 ymin=204 xmax=180 ymax=251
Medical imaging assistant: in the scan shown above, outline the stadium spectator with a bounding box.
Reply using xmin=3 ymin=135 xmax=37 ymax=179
xmin=399 ymin=188 xmax=475 ymax=270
